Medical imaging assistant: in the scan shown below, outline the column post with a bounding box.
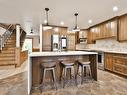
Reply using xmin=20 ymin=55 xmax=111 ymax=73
xmin=15 ymin=24 xmax=21 ymax=67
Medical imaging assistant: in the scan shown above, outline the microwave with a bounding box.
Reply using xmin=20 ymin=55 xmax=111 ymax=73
xmin=79 ymin=38 xmax=87 ymax=43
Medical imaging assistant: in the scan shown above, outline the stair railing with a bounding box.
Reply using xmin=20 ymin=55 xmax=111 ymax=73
xmin=0 ymin=24 xmax=14 ymax=51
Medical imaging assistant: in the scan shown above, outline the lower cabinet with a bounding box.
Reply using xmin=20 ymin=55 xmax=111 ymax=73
xmin=104 ymin=53 xmax=127 ymax=76
xmin=104 ymin=53 xmax=113 ymax=71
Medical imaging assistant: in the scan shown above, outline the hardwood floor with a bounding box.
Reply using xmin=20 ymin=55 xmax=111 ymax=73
xmin=0 ymin=70 xmax=127 ymax=95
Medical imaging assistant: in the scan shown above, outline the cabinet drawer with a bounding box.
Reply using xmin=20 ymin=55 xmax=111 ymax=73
xmin=113 ymin=64 xmax=123 ymax=73
xmin=123 ymin=66 xmax=127 ymax=75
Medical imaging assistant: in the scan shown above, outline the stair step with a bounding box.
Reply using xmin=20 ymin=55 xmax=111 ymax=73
xmin=1 ymin=50 xmax=15 ymax=54
xmin=0 ymin=65 xmax=15 ymax=69
xmin=2 ymin=48 xmax=15 ymax=51
xmin=0 ymin=53 xmax=15 ymax=57
xmin=7 ymin=40 xmax=16 ymax=42
xmin=0 ymin=60 xmax=15 ymax=66
xmin=5 ymin=45 xmax=16 ymax=47
xmin=0 ymin=57 xmax=15 ymax=61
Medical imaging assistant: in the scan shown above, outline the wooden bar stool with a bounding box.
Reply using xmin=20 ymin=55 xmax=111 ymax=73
xmin=60 ymin=61 xmax=77 ymax=88
xmin=77 ymin=61 xmax=92 ymax=84
xmin=40 ymin=62 xmax=57 ymax=91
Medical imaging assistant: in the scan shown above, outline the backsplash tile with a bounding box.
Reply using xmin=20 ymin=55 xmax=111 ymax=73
xmin=87 ymin=38 xmax=127 ymax=52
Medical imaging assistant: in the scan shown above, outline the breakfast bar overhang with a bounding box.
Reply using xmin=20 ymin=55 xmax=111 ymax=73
xmin=28 ymin=51 xmax=98 ymax=94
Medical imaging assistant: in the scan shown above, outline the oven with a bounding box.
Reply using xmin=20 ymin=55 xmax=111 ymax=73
xmin=98 ymin=51 xmax=104 ymax=70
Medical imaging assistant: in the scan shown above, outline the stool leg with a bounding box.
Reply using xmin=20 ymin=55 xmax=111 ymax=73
xmin=70 ymin=68 xmax=72 ymax=80
xmin=63 ymin=68 xmax=67 ymax=88
xmin=88 ymin=66 xmax=92 ymax=78
xmin=52 ymin=69 xmax=57 ymax=90
xmin=81 ymin=66 xmax=84 ymax=84
xmin=41 ymin=69 xmax=46 ymax=91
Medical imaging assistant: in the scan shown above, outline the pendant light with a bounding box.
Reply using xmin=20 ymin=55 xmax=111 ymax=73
xmin=43 ymin=8 xmax=52 ymax=30
xmin=72 ymin=13 xmax=80 ymax=32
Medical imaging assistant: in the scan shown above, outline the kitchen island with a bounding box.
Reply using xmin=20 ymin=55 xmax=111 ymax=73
xmin=28 ymin=51 xmax=98 ymax=94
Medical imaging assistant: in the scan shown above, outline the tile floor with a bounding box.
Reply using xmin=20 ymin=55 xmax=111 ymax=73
xmin=1 ymin=69 xmax=127 ymax=95
xmin=0 ymin=60 xmax=27 ymax=79
xmin=31 ymin=70 xmax=127 ymax=95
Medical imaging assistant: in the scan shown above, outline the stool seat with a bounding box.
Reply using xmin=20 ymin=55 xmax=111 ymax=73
xmin=78 ymin=61 xmax=90 ymax=65
xmin=41 ymin=62 xmax=56 ymax=68
xmin=61 ymin=62 xmax=74 ymax=66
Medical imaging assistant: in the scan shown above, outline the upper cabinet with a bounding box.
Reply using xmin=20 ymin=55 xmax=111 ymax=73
xmin=118 ymin=14 xmax=127 ymax=41
xmin=87 ymin=18 xmax=117 ymax=44
xmin=76 ymin=30 xmax=88 ymax=44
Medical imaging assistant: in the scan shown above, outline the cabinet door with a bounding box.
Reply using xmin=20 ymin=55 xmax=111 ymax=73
xmin=67 ymin=34 xmax=75 ymax=50
xmin=104 ymin=54 xmax=113 ymax=71
xmin=42 ymin=30 xmax=52 ymax=51
xmin=118 ymin=15 xmax=127 ymax=41
xmin=87 ymin=28 xmax=96 ymax=44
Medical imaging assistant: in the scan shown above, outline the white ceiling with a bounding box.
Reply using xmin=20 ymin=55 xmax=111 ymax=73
xmin=0 ymin=0 xmax=127 ymax=32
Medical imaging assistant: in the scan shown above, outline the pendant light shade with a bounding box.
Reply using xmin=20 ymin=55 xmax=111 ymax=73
xmin=72 ymin=13 xmax=80 ymax=32
xmin=43 ymin=8 xmax=52 ymax=30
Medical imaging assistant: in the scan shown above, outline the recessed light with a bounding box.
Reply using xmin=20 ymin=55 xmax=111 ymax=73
xmin=60 ymin=21 xmax=64 ymax=26
xmin=88 ymin=20 xmax=92 ymax=24
xmin=113 ymin=6 xmax=118 ymax=12
xmin=44 ymin=20 xmax=47 ymax=24
xmin=54 ymin=27 xmax=59 ymax=32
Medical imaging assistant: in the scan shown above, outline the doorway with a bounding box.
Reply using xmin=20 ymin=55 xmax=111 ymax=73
xmin=22 ymin=38 xmax=33 ymax=53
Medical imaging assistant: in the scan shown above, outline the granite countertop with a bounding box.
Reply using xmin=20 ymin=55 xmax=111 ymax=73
xmin=76 ymin=48 xmax=127 ymax=54
xmin=29 ymin=51 xmax=98 ymax=57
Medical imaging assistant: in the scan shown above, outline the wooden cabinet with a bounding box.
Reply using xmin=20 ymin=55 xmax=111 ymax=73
xmin=75 ymin=30 xmax=88 ymax=44
xmin=42 ymin=29 xmax=52 ymax=51
xmin=87 ymin=29 xmax=96 ymax=44
xmin=113 ymin=56 xmax=127 ymax=76
xmin=87 ymin=19 xmax=117 ymax=43
xmin=104 ymin=53 xmax=113 ymax=71
xmin=67 ymin=33 xmax=76 ymax=50
xmin=118 ymin=14 xmax=127 ymax=41
xmin=104 ymin=52 xmax=127 ymax=76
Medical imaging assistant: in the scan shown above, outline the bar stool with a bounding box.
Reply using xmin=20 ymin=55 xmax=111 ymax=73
xmin=77 ymin=61 xmax=92 ymax=84
xmin=40 ymin=61 xmax=57 ymax=91
xmin=60 ymin=61 xmax=76 ymax=88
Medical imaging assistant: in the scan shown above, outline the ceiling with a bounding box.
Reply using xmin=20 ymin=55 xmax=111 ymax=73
xmin=0 ymin=0 xmax=127 ymax=33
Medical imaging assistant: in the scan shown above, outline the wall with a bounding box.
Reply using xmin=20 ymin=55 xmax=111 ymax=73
xmin=0 ymin=27 xmax=6 ymax=35
xmin=87 ymin=38 xmax=127 ymax=52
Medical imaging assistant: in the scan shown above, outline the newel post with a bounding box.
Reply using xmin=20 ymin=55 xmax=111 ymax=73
xmin=15 ymin=24 xmax=21 ymax=67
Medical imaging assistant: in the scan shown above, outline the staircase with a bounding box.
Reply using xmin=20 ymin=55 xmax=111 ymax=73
xmin=0 ymin=31 xmax=16 ymax=67
xmin=0 ymin=23 xmax=26 ymax=68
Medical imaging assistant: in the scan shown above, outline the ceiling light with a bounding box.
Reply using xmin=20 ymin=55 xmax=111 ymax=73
xmin=88 ymin=20 xmax=92 ymax=24
xmin=60 ymin=21 xmax=64 ymax=26
xmin=72 ymin=13 xmax=80 ymax=32
xmin=44 ymin=20 xmax=47 ymax=24
xmin=113 ymin=6 xmax=118 ymax=12
xmin=43 ymin=8 xmax=52 ymax=30
xmin=54 ymin=27 xmax=59 ymax=32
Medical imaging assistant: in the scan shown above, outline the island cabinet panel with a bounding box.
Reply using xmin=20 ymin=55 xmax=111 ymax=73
xmin=31 ymin=54 xmax=97 ymax=86
xmin=104 ymin=52 xmax=127 ymax=76
xmin=118 ymin=14 xmax=127 ymax=41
